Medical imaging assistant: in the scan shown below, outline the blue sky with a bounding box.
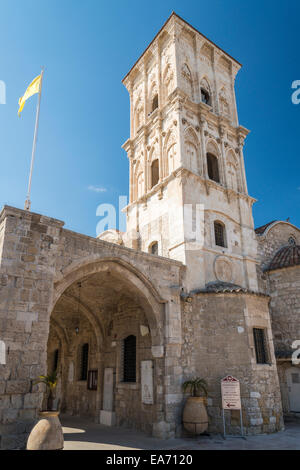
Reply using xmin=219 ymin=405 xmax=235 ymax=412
xmin=0 ymin=0 xmax=299 ymax=236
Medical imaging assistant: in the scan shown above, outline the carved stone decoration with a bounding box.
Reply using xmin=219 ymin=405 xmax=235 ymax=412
xmin=214 ymin=255 xmax=234 ymax=283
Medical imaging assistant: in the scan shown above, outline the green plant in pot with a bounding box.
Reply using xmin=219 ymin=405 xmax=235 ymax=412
xmin=34 ymin=370 xmax=58 ymax=411
xmin=27 ymin=370 xmax=64 ymax=450
xmin=182 ymin=377 xmax=209 ymax=435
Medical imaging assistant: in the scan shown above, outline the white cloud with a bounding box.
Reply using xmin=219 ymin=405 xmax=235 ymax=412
xmin=88 ymin=185 xmax=107 ymax=193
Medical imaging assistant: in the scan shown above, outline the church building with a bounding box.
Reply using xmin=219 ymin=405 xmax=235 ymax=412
xmin=0 ymin=12 xmax=299 ymax=449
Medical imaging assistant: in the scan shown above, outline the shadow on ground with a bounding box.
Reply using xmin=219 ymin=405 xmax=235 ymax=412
xmin=61 ymin=415 xmax=300 ymax=450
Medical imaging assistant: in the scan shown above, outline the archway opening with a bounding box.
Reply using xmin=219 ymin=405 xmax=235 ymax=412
xmin=47 ymin=262 xmax=163 ymax=434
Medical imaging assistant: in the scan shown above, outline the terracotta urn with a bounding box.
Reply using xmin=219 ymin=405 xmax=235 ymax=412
xmin=183 ymin=396 xmax=209 ymax=435
xmin=27 ymin=411 xmax=64 ymax=450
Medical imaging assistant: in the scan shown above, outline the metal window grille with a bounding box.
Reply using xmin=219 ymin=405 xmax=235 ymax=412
xmin=253 ymin=328 xmax=269 ymax=364
xmin=80 ymin=343 xmax=89 ymax=381
xmin=214 ymin=222 xmax=225 ymax=247
xmin=53 ymin=349 xmax=59 ymax=372
xmin=123 ymin=335 xmax=136 ymax=382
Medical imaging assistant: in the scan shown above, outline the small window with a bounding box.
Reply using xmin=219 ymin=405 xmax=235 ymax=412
xmin=151 ymin=159 xmax=159 ymax=188
xmin=123 ymin=335 xmax=136 ymax=382
xmin=87 ymin=370 xmax=98 ymax=390
xmin=253 ymin=328 xmax=269 ymax=364
xmin=201 ymin=88 xmax=210 ymax=105
xmin=207 ymin=153 xmax=220 ymax=183
xmin=214 ymin=221 xmax=226 ymax=247
xmin=53 ymin=349 xmax=59 ymax=373
xmin=288 ymin=237 xmax=296 ymax=246
xmin=152 ymin=94 xmax=158 ymax=112
xmin=80 ymin=343 xmax=89 ymax=381
xmin=149 ymin=242 xmax=158 ymax=255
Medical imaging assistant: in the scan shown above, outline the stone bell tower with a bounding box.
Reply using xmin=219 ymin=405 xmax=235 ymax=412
xmin=122 ymin=12 xmax=259 ymax=292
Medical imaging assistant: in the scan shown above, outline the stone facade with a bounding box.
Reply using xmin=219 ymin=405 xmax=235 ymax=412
xmin=0 ymin=12 xmax=298 ymax=450
xmin=256 ymin=221 xmax=300 ymax=417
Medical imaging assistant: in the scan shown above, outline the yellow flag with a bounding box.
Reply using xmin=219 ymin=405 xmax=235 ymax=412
xmin=18 ymin=74 xmax=41 ymax=116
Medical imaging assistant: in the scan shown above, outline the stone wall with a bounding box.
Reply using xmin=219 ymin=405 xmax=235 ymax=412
xmin=181 ymin=292 xmax=284 ymax=435
xmin=256 ymin=221 xmax=300 ymax=415
xmin=0 ymin=205 xmax=184 ymax=448
xmin=0 ymin=208 xmax=63 ymax=449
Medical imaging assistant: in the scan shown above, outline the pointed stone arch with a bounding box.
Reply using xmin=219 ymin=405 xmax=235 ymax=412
xmin=219 ymin=87 xmax=231 ymax=118
xmin=163 ymin=129 xmax=177 ymax=177
xmin=134 ymin=160 xmax=144 ymax=200
xmin=52 ymin=257 xmax=165 ymax=348
xmin=181 ymin=63 xmax=194 ymax=99
xmin=134 ymin=97 xmax=144 ymax=133
xmin=226 ymin=148 xmax=240 ymax=192
xmin=184 ymin=127 xmax=200 ymax=175
xmin=162 ymin=64 xmax=174 ymax=102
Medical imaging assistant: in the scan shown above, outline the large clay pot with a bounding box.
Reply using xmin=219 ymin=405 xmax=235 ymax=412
xmin=183 ymin=397 xmax=209 ymax=435
xmin=27 ymin=411 xmax=64 ymax=450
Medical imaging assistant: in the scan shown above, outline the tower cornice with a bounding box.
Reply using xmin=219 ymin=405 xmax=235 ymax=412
xmin=122 ymin=12 xmax=242 ymax=87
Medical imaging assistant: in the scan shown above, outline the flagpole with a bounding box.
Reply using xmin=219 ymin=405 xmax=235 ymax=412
xmin=24 ymin=67 xmax=44 ymax=211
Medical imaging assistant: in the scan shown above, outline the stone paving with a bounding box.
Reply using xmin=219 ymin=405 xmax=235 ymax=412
xmin=61 ymin=416 xmax=300 ymax=450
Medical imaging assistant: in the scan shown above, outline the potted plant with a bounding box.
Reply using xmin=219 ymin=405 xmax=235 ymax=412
xmin=26 ymin=371 xmax=64 ymax=450
xmin=182 ymin=377 xmax=209 ymax=435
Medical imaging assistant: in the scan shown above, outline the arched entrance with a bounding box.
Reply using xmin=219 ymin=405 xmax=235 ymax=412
xmin=46 ymin=259 xmax=165 ymax=434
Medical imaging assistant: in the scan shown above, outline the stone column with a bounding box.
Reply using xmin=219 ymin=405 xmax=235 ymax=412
xmin=129 ymin=82 xmax=134 ymax=139
xmin=143 ymin=134 xmax=148 ymax=194
xmin=152 ymin=292 xmax=183 ymax=439
xmin=128 ymin=149 xmax=134 ymax=203
xmin=143 ymin=60 xmax=148 ymax=122
xmin=199 ymin=116 xmax=208 ymax=177
xmin=237 ymin=134 xmax=248 ymax=194
xmin=212 ymin=50 xmax=220 ymax=114
xmin=219 ymin=124 xmax=229 ymax=188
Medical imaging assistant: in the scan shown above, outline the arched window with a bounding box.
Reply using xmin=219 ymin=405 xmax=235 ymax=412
xmin=80 ymin=343 xmax=89 ymax=381
xmin=201 ymin=88 xmax=210 ymax=105
xmin=207 ymin=153 xmax=220 ymax=183
xmin=152 ymin=94 xmax=158 ymax=112
xmin=151 ymin=159 xmax=159 ymax=188
xmin=149 ymin=241 xmax=158 ymax=255
xmin=123 ymin=335 xmax=136 ymax=382
xmin=214 ymin=221 xmax=226 ymax=247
